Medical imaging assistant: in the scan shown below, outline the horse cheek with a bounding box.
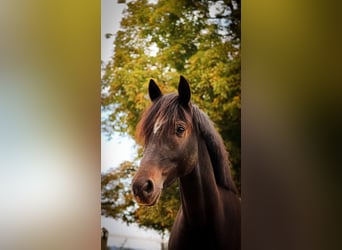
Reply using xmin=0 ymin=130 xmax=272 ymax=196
xmin=184 ymin=139 xmax=198 ymax=166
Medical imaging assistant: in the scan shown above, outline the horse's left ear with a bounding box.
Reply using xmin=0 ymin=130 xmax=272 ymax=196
xmin=178 ymin=75 xmax=191 ymax=106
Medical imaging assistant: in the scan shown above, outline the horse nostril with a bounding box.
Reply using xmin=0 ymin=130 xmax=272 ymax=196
xmin=132 ymin=184 xmax=139 ymax=196
xmin=142 ymin=180 xmax=154 ymax=194
xmin=132 ymin=179 xmax=154 ymax=197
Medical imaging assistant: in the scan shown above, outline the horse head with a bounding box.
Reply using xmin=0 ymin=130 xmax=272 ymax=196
xmin=132 ymin=76 xmax=198 ymax=206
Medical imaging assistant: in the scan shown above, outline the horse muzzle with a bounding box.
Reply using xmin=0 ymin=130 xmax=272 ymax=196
xmin=132 ymin=177 xmax=163 ymax=206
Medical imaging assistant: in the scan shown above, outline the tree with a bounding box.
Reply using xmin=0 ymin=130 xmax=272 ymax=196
xmin=101 ymin=0 xmax=240 ymax=233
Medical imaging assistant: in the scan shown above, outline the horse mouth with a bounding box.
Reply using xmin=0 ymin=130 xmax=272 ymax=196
xmin=134 ymin=189 xmax=162 ymax=206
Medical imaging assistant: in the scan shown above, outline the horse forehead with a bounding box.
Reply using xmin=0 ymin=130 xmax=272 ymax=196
xmin=153 ymin=117 xmax=165 ymax=134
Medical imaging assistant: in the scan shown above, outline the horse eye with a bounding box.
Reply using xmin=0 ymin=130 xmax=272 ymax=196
xmin=176 ymin=125 xmax=185 ymax=136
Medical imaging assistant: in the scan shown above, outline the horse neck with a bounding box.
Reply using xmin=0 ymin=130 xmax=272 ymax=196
xmin=179 ymin=137 xmax=223 ymax=225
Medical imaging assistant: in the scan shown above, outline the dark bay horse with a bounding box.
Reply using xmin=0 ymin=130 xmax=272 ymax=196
xmin=132 ymin=76 xmax=241 ymax=249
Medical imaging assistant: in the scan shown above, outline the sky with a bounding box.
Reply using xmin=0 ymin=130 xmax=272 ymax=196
xmin=101 ymin=0 xmax=163 ymax=249
xmin=101 ymin=0 xmax=124 ymax=64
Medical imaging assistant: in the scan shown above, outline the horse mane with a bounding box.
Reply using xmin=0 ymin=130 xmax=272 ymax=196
xmin=136 ymin=93 xmax=237 ymax=194
xmin=192 ymin=105 xmax=238 ymax=194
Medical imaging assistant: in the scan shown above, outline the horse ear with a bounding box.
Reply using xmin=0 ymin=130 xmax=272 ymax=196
xmin=178 ymin=75 xmax=191 ymax=105
xmin=149 ymin=79 xmax=162 ymax=102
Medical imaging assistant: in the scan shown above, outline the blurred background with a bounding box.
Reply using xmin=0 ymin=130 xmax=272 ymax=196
xmin=0 ymin=1 xmax=100 ymax=249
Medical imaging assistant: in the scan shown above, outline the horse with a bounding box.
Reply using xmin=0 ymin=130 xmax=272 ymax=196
xmin=132 ymin=76 xmax=241 ymax=250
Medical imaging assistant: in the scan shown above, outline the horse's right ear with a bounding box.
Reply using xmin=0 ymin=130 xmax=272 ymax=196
xmin=148 ymin=79 xmax=162 ymax=102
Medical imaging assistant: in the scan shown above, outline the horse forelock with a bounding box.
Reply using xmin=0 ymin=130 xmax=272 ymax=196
xmin=136 ymin=94 xmax=193 ymax=145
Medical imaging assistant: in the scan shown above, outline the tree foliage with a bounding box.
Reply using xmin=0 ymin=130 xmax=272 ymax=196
xmin=101 ymin=0 xmax=240 ymax=234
